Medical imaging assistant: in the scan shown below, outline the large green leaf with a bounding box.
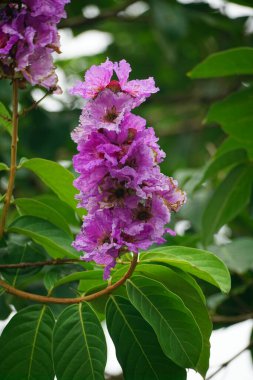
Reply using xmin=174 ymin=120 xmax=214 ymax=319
xmin=136 ymin=264 xmax=211 ymax=376
xmin=35 ymin=195 xmax=80 ymax=227
xmin=189 ymin=148 xmax=248 ymax=191
xmin=8 ymin=216 xmax=78 ymax=259
xmin=53 ymin=303 xmax=107 ymax=380
xmin=189 ymin=47 xmax=253 ymax=78
xmin=0 ymin=305 xmax=55 ymax=380
xmin=22 ymin=158 xmax=84 ymax=217
xmin=203 ymin=148 xmax=248 ymax=181
xmin=202 ymin=164 xmax=253 ymax=245
xmin=55 ymin=270 xmax=104 ymax=292
xmin=106 ymin=296 xmax=186 ymax=380
xmin=0 ymin=241 xmax=46 ymax=286
xmin=215 ymin=137 xmax=253 ymax=160
xmin=206 ymin=87 xmax=253 ymax=143
xmin=126 ymin=275 xmax=203 ymax=370
xmin=141 ymin=246 xmax=230 ymax=293
xmin=211 ymin=238 xmax=253 ymax=274
xmin=16 ymin=198 xmax=72 ymax=237
xmin=0 ymin=102 xmax=12 ymax=135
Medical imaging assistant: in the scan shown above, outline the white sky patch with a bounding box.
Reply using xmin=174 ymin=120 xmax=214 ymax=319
xmin=121 ymin=1 xmax=150 ymax=17
xmin=175 ymin=220 xmax=191 ymax=236
xmin=31 ymin=88 xmax=64 ymax=112
xmin=82 ymin=4 xmax=100 ymax=19
xmin=188 ymin=320 xmax=253 ymax=380
xmin=214 ymin=225 xmax=232 ymax=246
xmin=56 ymin=29 xmax=113 ymax=60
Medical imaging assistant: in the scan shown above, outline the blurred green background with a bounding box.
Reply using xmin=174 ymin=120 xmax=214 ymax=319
xmin=1 ymin=2 xmax=253 ymax=374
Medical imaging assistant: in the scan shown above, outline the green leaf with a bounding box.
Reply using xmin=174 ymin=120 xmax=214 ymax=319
xmin=136 ymin=264 xmax=212 ymax=376
xmin=8 ymin=216 xmax=78 ymax=259
xmin=44 ymin=268 xmax=64 ymax=292
xmin=206 ymin=87 xmax=253 ymax=143
xmin=0 ymin=102 xmax=12 ymax=135
xmin=53 ymin=303 xmax=107 ymax=380
xmin=0 ymin=241 xmax=46 ymax=286
xmin=15 ymin=198 xmax=72 ymax=237
xmin=202 ymin=164 xmax=253 ymax=245
xmin=106 ymin=296 xmax=186 ymax=380
xmin=0 ymin=293 xmax=12 ymax=320
xmin=203 ymin=148 xmax=248 ymax=181
xmin=0 ymin=163 xmax=9 ymax=171
xmin=211 ymin=238 xmax=253 ymax=274
xmin=189 ymin=47 xmax=253 ymax=78
xmin=55 ymin=270 xmax=104 ymax=292
xmin=36 ymin=195 xmax=80 ymax=227
xmin=22 ymin=158 xmax=84 ymax=217
xmin=216 ymin=137 xmax=253 ymax=160
xmin=188 ymin=148 xmax=248 ymax=192
xmin=141 ymin=246 xmax=231 ymax=293
xmin=0 ymin=305 xmax=55 ymax=380
xmin=126 ymin=275 xmax=203 ymax=370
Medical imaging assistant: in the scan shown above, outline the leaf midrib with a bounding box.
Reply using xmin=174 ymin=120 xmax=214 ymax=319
xmin=128 ymin=280 xmax=196 ymax=368
xmin=78 ymin=304 xmax=95 ymax=380
xmin=27 ymin=306 xmax=46 ymax=380
xmin=111 ymin=297 xmax=160 ymax=380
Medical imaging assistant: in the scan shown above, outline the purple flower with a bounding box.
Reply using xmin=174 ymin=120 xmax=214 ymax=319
xmin=71 ymin=59 xmax=186 ymax=279
xmin=70 ymin=59 xmax=114 ymax=99
xmin=24 ymin=0 xmax=70 ymax=22
xmin=73 ymin=209 xmax=123 ymax=280
xmin=0 ymin=1 xmax=69 ymax=90
xmin=79 ymin=89 xmax=134 ymax=133
xmin=70 ymin=58 xmax=159 ymax=108
xmin=114 ymin=59 xmax=159 ymax=106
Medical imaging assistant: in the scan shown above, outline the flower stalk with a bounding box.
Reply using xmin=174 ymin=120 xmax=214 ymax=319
xmin=0 ymin=79 xmax=19 ymax=238
xmin=0 ymin=254 xmax=138 ymax=304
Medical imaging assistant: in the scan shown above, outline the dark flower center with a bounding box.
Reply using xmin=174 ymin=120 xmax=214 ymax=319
xmin=136 ymin=209 xmax=152 ymax=221
xmin=114 ymin=187 xmax=125 ymax=199
xmin=99 ymin=235 xmax=110 ymax=245
xmin=104 ymin=105 xmax=118 ymax=122
xmin=106 ymin=80 xmax=121 ymax=93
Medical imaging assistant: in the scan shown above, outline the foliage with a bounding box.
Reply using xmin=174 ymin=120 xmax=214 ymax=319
xmin=1 ymin=1 xmax=253 ymax=379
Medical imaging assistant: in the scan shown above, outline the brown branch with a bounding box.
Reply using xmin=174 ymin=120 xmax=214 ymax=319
xmin=206 ymin=340 xmax=253 ymax=380
xmin=60 ymin=0 xmax=141 ymax=29
xmin=19 ymin=90 xmax=53 ymax=117
xmin=0 ymin=79 xmax=19 ymax=238
xmin=0 ymin=258 xmax=82 ymax=269
xmin=212 ymin=313 xmax=253 ymax=324
xmin=0 ymin=254 xmax=138 ymax=304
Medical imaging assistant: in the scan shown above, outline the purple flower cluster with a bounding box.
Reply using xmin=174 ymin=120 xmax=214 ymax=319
xmin=0 ymin=0 xmax=69 ymax=90
xmin=71 ymin=59 xmax=186 ymax=279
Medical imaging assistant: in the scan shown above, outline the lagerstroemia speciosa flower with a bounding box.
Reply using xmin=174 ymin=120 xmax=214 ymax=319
xmin=71 ymin=59 xmax=186 ymax=279
xmin=0 ymin=0 xmax=69 ymax=90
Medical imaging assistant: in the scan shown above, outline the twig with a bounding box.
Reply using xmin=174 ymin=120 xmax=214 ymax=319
xmin=206 ymin=340 xmax=253 ymax=380
xmin=0 ymin=113 xmax=12 ymax=124
xmin=0 ymin=258 xmax=82 ymax=269
xmin=59 ymin=0 xmax=141 ymax=29
xmin=19 ymin=90 xmax=52 ymax=117
xmin=212 ymin=313 xmax=253 ymax=324
xmin=0 ymin=79 xmax=19 ymax=238
xmin=0 ymin=254 xmax=138 ymax=304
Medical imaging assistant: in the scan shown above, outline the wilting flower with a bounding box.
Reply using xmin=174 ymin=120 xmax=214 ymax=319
xmin=0 ymin=0 xmax=69 ymax=90
xmin=71 ymin=59 xmax=186 ymax=278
